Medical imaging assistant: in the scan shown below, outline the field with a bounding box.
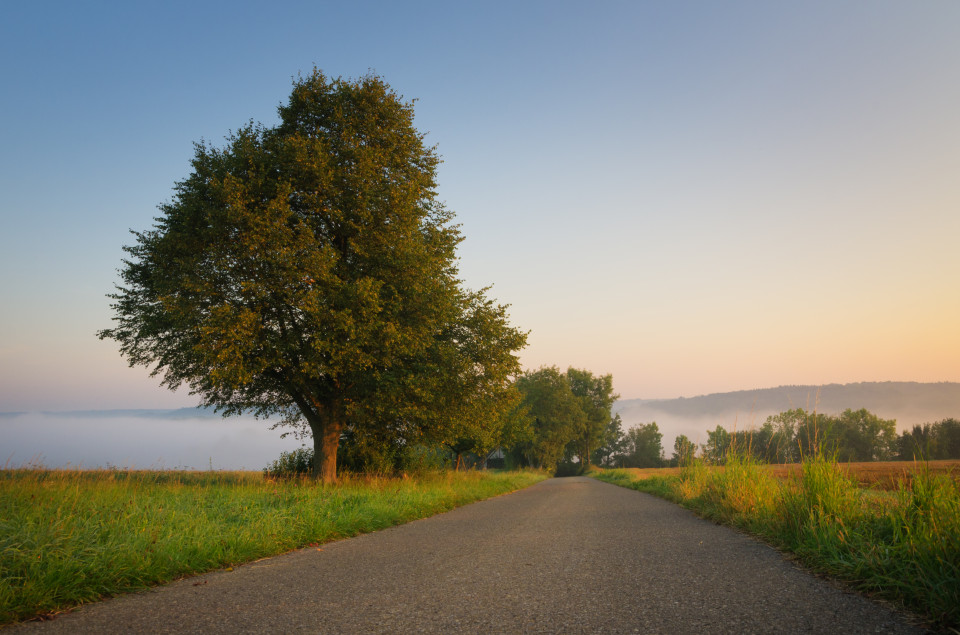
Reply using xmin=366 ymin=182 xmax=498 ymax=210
xmin=594 ymin=458 xmax=960 ymax=630
xmin=0 ymin=468 xmax=547 ymax=625
xmin=619 ymin=459 xmax=960 ymax=490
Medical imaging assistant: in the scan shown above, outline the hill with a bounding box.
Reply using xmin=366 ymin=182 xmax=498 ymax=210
xmin=614 ymin=381 xmax=960 ymax=453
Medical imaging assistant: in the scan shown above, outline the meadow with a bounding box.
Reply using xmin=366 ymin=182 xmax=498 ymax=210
xmin=0 ymin=468 xmax=547 ymax=624
xmin=593 ymin=459 xmax=960 ymax=630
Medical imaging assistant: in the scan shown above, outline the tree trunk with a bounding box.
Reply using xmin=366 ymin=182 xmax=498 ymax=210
xmin=312 ymin=421 xmax=343 ymax=484
xmin=291 ymin=391 xmax=344 ymax=485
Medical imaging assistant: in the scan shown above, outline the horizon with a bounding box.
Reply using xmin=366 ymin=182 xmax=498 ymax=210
xmin=3 ymin=378 xmax=960 ymax=414
xmin=4 ymin=379 xmax=959 ymax=470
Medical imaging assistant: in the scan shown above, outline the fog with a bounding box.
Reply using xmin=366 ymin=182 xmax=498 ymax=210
xmin=614 ymin=382 xmax=960 ymax=459
xmin=615 ymin=411 xmax=751 ymax=459
xmin=1 ymin=412 xmax=303 ymax=471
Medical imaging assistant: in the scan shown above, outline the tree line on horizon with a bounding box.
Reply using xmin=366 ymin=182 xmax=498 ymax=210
xmin=592 ymin=410 xmax=960 ymax=469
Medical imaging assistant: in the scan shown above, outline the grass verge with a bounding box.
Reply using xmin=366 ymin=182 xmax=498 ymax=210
xmin=592 ymin=457 xmax=960 ymax=630
xmin=0 ymin=468 xmax=547 ymax=624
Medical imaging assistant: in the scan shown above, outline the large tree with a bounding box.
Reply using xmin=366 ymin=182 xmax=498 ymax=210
xmin=834 ymin=408 xmax=897 ymax=462
xmin=565 ymin=368 xmax=618 ymax=468
xmin=513 ymin=366 xmax=585 ymax=471
xmin=622 ymin=422 xmax=663 ymax=468
xmin=99 ymin=71 xmax=526 ymax=483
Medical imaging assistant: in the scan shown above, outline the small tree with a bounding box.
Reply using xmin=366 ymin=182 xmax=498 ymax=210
xmin=703 ymin=425 xmax=731 ymax=464
xmin=99 ymin=70 xmax=525 ymax=483
xmin=761 ymin=409 xmax=805 ymax=463
xmin=671 ymin=434 xmax=697 ymax=466
xmin=622 ymin=422 xmax=663 ymax=468
xmin=593 ymin=413 xmax=625 ymax=467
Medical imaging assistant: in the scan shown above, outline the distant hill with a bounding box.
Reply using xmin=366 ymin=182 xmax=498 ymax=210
xmin=615 ymin=382 xmax=960 ymax=451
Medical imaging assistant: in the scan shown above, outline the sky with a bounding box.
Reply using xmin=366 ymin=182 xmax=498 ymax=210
xmin=2 ymin=0 xmax=959 ymax=422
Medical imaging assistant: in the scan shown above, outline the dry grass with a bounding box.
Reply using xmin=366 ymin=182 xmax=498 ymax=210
xmin=621 ymin=460 xmax=960 ymax=491
xmin=620 ymin=466 xmax=682 ymax=479
xmin=768 ymin=459 xmax=960 ymax=490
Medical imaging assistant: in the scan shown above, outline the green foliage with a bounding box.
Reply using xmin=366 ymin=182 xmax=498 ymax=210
xmin=0 ymin=468 xmax=547 ymax=624
xmin=512 ymin=367 xmax=584 ymax=471
xmin=399 ymin=444 xmax=453 ymax=474
xmin=793 ymin=409 xmax=897 ymax=462
xmin=702 ymin=425 xmax=731 ymax=464
xmin=435 ymin=384 xmax=528 ymax=473
xmin=897 ymin=418 xmax=960 ymax=460
xmin=263 ymin=447 xmax=314 ymax=477
xmin=565 ymin=368 xmax=618 ymax=468
xmin=671 ymin=434 xmax=697 ymax=466
xmin=509 ymin=366 xmax=619 ymax=473
xmin=757 ymin=409 xmax=804 ymax=463
xmin=265 ymin=439 xmax=451 ymax=477
xmin=834 ymin=409 xmax=898 ymax=461
xmin=697 ymin=408 xmax=900 ymax=466
xmin=778 ymin=453 xmax=864 ymax=541
xmin=620 ymin=422 xmax=664 ymax=468
xmin=98 ymin=69 xmax=525 ymax=483
xmin=592 ymin=413 xmax=625 ymax=467
xmin=879 ymin=467 xmax=960 ymax=624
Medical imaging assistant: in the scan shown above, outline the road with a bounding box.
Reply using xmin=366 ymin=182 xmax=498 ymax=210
xmin=12 ymin=477 xmax=927 ymax=634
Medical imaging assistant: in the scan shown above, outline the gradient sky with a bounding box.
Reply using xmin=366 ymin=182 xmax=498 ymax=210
xmin=1 ymin=1 xmax=958 ymax=413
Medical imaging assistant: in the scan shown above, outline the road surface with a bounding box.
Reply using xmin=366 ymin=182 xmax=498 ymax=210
xmin=12 ymin=477 xmax=927 ymax=633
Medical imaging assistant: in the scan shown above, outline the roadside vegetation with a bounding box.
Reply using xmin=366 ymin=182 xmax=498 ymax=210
xmin=593 ymin=457 xmax=960 ymax=629
xmin=0 ymin=468 xmax=546 ymax=624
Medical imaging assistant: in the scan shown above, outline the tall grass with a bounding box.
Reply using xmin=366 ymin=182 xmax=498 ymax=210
xmin=0 ymin=468 xmax=547 ymax=624
xmin=593 ymin=455 xmax=960 ymax=629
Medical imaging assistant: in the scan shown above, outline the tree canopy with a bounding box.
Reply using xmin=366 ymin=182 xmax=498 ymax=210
xmin=512 ymin=367 xmax=584 ymax=471
xmin=508 ymin=366 xmax=620 ymax=473
xmin=99 ymin=70 xmax=526 ymax=483
xmin=898 ymin=418 xmax=960 ymax=460
xmin=690 ymin=408 xmax=903 ymax=465
xmin=566 ymin=368 xmax=619 ymax=468
xmin=671 ymin=434 xmax=697 ymax=466
xmin=621 ymin=422 xmax=664 ymax=468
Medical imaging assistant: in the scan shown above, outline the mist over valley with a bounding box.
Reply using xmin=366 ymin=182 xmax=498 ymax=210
xmin=615 ymin=382 xmax=960 ymax=456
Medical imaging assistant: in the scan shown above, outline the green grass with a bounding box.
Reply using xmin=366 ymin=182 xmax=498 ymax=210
xmin=592 ymin=456 xmax=960 ymax=630
xmin=0 ymin=468 xmax=547 ymax=624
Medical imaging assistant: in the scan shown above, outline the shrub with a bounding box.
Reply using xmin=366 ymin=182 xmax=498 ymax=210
xmin=263 ymin=447 xmax=314 ymax=477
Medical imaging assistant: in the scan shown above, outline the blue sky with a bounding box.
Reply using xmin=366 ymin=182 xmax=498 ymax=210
xmin=2 ymin=1 xmax=959 ymax=414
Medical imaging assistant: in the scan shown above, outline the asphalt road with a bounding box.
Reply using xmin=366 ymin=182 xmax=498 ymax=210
xmin=12 ymin=477 xmax=928 ymax=634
